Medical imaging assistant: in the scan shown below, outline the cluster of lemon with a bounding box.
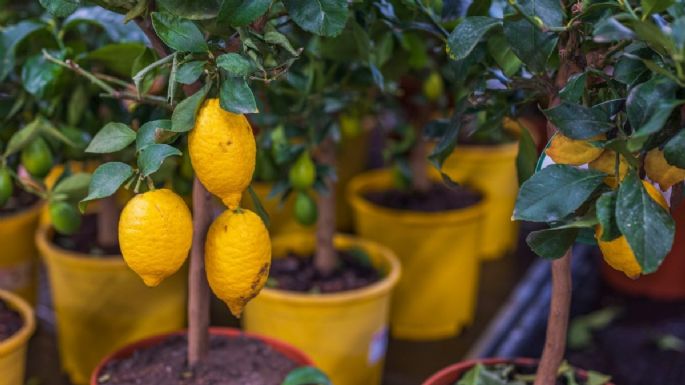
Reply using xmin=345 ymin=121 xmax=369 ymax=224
xmin=546 ymin=133 xmax=684 ymax=278
xmin=118 ymin=99 xmax=271 ymax=317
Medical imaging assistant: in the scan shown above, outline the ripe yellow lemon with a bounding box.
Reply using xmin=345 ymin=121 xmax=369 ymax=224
xmin=596 ymin=181 xmax=668 ymax=278
xmin=205 ymin=208 xmax=271 ymax=317
xmin=545 ymin=133 xmax=604 ymax=166
xmin=644 ymin=148 xmax=685 ymax=190
xmin=119 ymin=189 xmax=193 ymax=287
xmin=189 ymin=98 xmax=256 ymax=209
xmin=589 ymin=150 xmax=630 ymax=188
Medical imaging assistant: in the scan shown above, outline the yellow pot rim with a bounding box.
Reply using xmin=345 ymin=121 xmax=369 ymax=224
xmin=36 ymin=225 xmax=125 ymax=270
xmin=257 ymin=233 xmax=401 ymax=305
xmin=0 ymin=289 xmax=35 ymax=356
xmin=0 ymin=201 xmax=44 ymax=227
xmin=346 ymin=169 xmax=485 ymax=225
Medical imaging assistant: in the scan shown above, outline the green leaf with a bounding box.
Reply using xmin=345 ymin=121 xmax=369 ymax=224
xmin=156 ymin=0 xmax=221 ymax=19
xmin=137 ymin=120 xmax=172 ymax=151
xmin=22 ymin=52 xmax=64 ymax=98
xmin=67 ymin=84 xmax=88 ymax=126
xmin=586 ymin=371 xmax=612 ymax=385
xmin=171 ymin=82 xmax=210 ymax=132
xmin=3 ymin=118 xmax=42 ymax=156
xmin=220 ymin=76 xmax=258 ymax=114
xmin=627 ymin=77 xmax=679 ymax=136
xmin=593 ymin=17 xmax=635 ymax=43
xmin=283 ymin=0 xmax=349 ymax=37
xmin=86 ymin=43 xmax=145 ymax=77
xmin=447 ymin=17 xmax=501 ymax=61
xmin=85 ymin=122 xmax=136 ymax=153
xmin=39 ymin=0 xmax=79 ymax=17
xmin=80 ymin=162 xmax=133 ymax=211
xmin=63 ymin=7 xmax=147 ymax=42
xmin=138 ymin=144 xmax=182 ymax=177
xmin=281 ymin=366 xmax=331 ymax=385
xmin=596 ymin=191 xmax=621 ymax=241
xmin=526 ymin=227 xmax=579 ymax=259
xmin=664 ymin=129 xmax=685 ymax=168
xmin=53 ymin=172 xmax=91 ymax=200
xmin=543 ymin=102 xmax=613 ymax=140
xmin=247 ymin=185 xmax=270 ymax=228
xmin=516 ymin=123 xmax=537 ymax=185
xmin=216 ymin=53 xmax=253 ymax=76
xmin=151 ymin=12 xmax=208 ymax=53
xmin=559 ymin=72 xmax=587 ymax=103
xmin=616 ymin=171 xmax=675 ymax=273
xmin=428 ymin=113 xmax=463 ymax=169
xmin=264 ymin=30 xmax=300 ymax=57
xmin=0 ymin=20 xmax=46 ymax=82
xmin=176 ymin=60 xmax=205 ymax=84
xmin=217 ymin=0 xmax=271 ymax=27
xmin=455 ymin=363 xmax=509 ymax=385
xmin=486 ymin=34 xmax=522 ymax=77
xmin=39 ymin=119 xmax=78 ymax=147
xmin=568 ymin=307 xmax=620 ymax=350
xmin=514 ymin=164 xmax=606 ymax=222
xmin=642 ymin=0 xmax=675 ymax=17
xmin=467 ymin=0 xmax=492 ymax=16
xmin=613 ymin=56 xmax=648 ymax=85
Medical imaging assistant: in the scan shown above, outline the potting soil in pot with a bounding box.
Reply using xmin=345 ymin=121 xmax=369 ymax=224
xmin=268 ymin=249 xmax=380 ymax=293
xmin=52 ymin=214 xmax=120 ymax=255
xmin=96 ymin=334 xmax=299 ymax=385
xmin=0 ymin=188 xmax=39 ymax=216
xmin=363 ymin=182 xmax=481 ymax=212
xmin=0 ymin=298 xmax=22 ymax=342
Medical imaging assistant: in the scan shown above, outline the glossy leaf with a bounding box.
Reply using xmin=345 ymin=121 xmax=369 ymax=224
xmin=486 ymin=34 xmax=521 ymax=77
xmin=53 ymin=173 xmax=91 ymax=199
xmin=664 ymin=130 xmax=685 ymax=168
xmin=613 ymin=56 xmax=648 ymax=85
xmin=217 ymin=0 xmax=271 ymax=27
xmin=64 ymin=7 xmax=147 ymax=42
xmin=220 ymin=76 xmax=258 ymax=114
xmin=156 ymin=0 xmax=221 ymax=19
xmin=85 ymin=122 xmax=136 ymax=153
xmin=86 ymin=43 xmax=145 ymax=77
xmin=3 ymin=118 xmax=42 ymax=156
xmin=247 ymin=186 xmax=270 ymax=228
xmin=447 ymin=17 xmax=501 ymax=61
xmin=264 ymin=30 xmax=300 ymax=57
xmin=516 ymin=123 xmax=537 ymax=184
xmin=596 ymin=191 xmax=621 ymax=241
xmin=21 ymin=52 xmax=64 ymax=98
xmin=80 ymin=162 xmax=133 ymax=211
xmin=281 ymin=366 xmax=332 ymax=385
xmin=216 ymin=53 xmax=253 ymax=76
xmin=642 ymin=0 xmax=675 ymax=17
xmin=0 ymin=20 xmax=45 ymax=82
xmin=176 ymin=60 xmax=205 ymax=84
xmin=138 ymin=144 xmax=182 ymax=177
xmin=428 ymin=107 xmax=464 ymax=169
xmin=514 ymin=164 xmax=606 ymax=222
xmin=593 ymin=17 xmax=635 ymax=42
xmin=526 ymin=227 xmax=579 ymax=259
xmin=559 ymin=72 xmax=587 ymax=103
xmin=170 ymin=82 xmax=210 ymax=132
xmin=137 ymin=120 xmax=172 ymax=151
xmin=543 ymin=102 xmax=613 ymax=140
xmin=39 ymin=0 xmax=79 ymax=17
xmin=151 ymin=12 xmax=208 ymax=53
xmin=626 ymin=76 xmax=678 ymax=136
xmin=283 ymin=0 xmax=349 ymax=37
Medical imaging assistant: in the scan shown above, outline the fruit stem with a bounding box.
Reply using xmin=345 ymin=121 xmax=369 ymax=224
xmin=97 ymin=195 xmax=119 ymax=249
xmin=314 ymin=137 xmax=338 ymax=276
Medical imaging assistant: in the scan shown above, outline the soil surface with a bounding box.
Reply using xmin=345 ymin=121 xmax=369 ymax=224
xmin=97 ymin=334 xmax=299 ymax=385
xmin=364 ymin=182 xmax=481 ymax=212
xmin=0 ymin=187 xmax=39 ymax=216
xmin=53 ymin=214 xmax=120 ymax=255
xmin=0 ymin=298 xmax=22 ymax=342
xmin=269 ymin=250 xmax=380 ymax=293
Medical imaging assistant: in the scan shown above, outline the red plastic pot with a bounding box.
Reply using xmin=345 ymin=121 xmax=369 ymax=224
xmin=422 ymin=358 xmax=614 ymax=385
xmin=601 ymin=200 xmax=685 ymax=300
xmin=90 ymin=327 xmax=314 ymax=385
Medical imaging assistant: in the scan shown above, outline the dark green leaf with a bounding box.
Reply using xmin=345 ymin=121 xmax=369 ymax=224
xmin=171 ymin=82 xmax=210 ymax=132
xmin=455 ymin=363 xmax=509 ymax=385
xmin=264 ymin=30 xmax=300 ymax=57
xmin=156 ymin=0 xmax=221 ymax=19
xmin=137 ymin=120 xmax=172 ymax=151
xmin=220 ymin=76 xmax=258 ymax=114
xmin=3 ymin=118 xmax=42 ymax=156
xmin=39 ymin=0 xmax=79 ymax=17
xmin=526 ymin=227 xmax=579 ymax=259
xmin=614 ymin=56 xmax=648 ymax=85
xmin=283 ymin=0 xmax=349 ymax=37
xmin=216 ymin=53 xmax=253 ymax=76
xmin=247 ymin=185 xmax=270 ymax=228
xmin=543 ymin=102 xmax=613 ymax=140
xmin=486 ymin=34 xmax=522 ymax=77
xmin=151 ymin=12 xmax=208 ymax=53
xmin=664 ymin=129 xmax=685 ymax=168
xmin=21 ymin=52 xmax=64 ymax=98
xmin=428 ymin=108 xmax=464 ymax=169
xmin=86 ymin=43 xmax=146 ymax=77
xmin=85 ymin=122 xmax=136 ymax=153
xmin=559 ymin=72 xmax=587 ymax=103
xmin=80 ymin=162 xmax=133 ymax=211
xmin=516 ymin=123 xmax=537 ymax=185
xmin=596 ymin=191 xmax=621 ymax=241
xmin=467 ymin=0 xmax=492 ymax=16
xmin=632 ymin=100 xmax=684 ymax=138
xmin=593 ymin=17 xmax=635 ymax=42
xmin=0 ymin=21 xmax=46 ymax=82
xmin=624 ymin=19 xmax=675 ymax=54
xmin=447 ymin=17 xmax=501 ymax=61
xmin=176 ymin=60 xmax=205 ymax=84
xmin=627 ymin=76 xmax=678 ymax=136
xmin=67 ymin=84 xmax=88 ymax=126
xmin=53 ymin=172 xmax=91 ymax=200
xmin=217 ymin=0 xmax=271 ymax=27
xmin=616 ymin=171 xmax=675 ymax=273
xmin=514 ymin=164 xmax=606 ymax=222
xmin=138 ymin=144 xmax=182 ymax=177
xmin=642 ymin=0 xmax=675 ymax=17
xmin=281 ymin=366 xmax=331 ymax=385
xmin=63 ymin=7 xmax=147 ymax=42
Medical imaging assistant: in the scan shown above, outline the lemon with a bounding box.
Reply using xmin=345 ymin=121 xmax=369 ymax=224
xmin=49 ymin=201 xmax=81 ymax=235
xmin=21 ymin=137 xmax=53 ymax=178
xmin=545 ymin=133 xmax=604 ymax=166
xmin=589 ymin=150 xmax=629 ymax=188
xmin=288 ymin=151 xmax=315 ymax=190
xmin=340 ymin=114 xmax=362 ymax=138
xmin=423 ymin=71 xmax=443 ymax=102
xmin=119 ymin=189 xmax=193 ymax=287
xmin=0 ymin=167 xmax=13 ymax=207
xmin=189 ymin=98 xmax=256 ymax=209
xmin=596 ymin=180 xmax=668 ymax=278
xmin=294 ymin=191 xmax=317 ymax=226
xmin=205 ymin=208 xmax=271 ymax=317
xmin=644 ymin=149 xmax=685 ymax=191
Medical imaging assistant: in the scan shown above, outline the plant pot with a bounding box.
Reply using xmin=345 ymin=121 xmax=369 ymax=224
xmin=36 ymin=225 xmax=187 ymax=385
xmin=90 ymin=327 xmax=314 ymax=385
xmin=241 ymin=182 xmax=314 ymax=235
xmin=243 ymin=232 xmax=401 ymax=385
xmin=440 ymin=141 xmax=519 ymax=260
xmin=422 ymin=358 xmax=615 ymax=385
xmin=0 ymin=289 xmax=35 ymax=385
xmin=347 ymin=169 xmax=484 ymax=340
xmin=0 ymin=202 xmax=42 ymax=304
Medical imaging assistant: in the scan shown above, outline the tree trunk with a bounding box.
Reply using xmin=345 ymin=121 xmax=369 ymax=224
xmin=188 ymin=178 xmax=212 ymax=366
xmin=314 ymin=137 xmax=338 ymax=276
xmin=534 ymin=248 xmax=572 ymax=385
xmin=97 ymin=196 xmax=119 ymax=248
xmin=410 ymin=137 xmax=430 ymax=192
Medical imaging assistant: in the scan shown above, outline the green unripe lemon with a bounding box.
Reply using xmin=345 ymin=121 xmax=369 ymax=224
xmin=289 ymin=151 xmax=315 ymax=190
xmin=21 ymin=137 xmax=53 ymax=178
xmin=0 ymin=167 xmax=13 ymax=207
xmin=340 ymin=114 xmax=362 ymax=138
xmin=423 ymin=71 xmax=444 ymax=102
xmin=49 ymin=201 xmax=81 ymax=235
xmin=294 ymin=191 xmax=317 ymax=226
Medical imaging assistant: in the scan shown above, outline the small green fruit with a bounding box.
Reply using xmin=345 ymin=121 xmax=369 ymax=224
xmin=294 ymin=191 xmax=317 ymax=226
xmin=423 ymin=71 xmax=444 ymax=102
xmin=21 ymin=137 xmax=53 ymax=178
xmin=0 ymin=167 xmax=13 ymax=206
xmin=49 ymin=201 xmax=81 ymax=235
xmin=289 ymin=151 xmax=316 ymax=190
xmin=340 ymin=114 xmax=362 ymax=138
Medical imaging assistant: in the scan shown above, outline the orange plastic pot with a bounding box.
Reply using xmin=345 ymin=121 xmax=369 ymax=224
xmin=347 ymin=169 xmax=484 ymax=340
xmin=0 ymin=289 xmax=35 ymax=385
xmin=36 ymin=225 xmax=187 ymax=385
xmin=0 ymin=202 xmax=42 ymax=304
xmin=90 ymin=327 xmax=314 ymax=385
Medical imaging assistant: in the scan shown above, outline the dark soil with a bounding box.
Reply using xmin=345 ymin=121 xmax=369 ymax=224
xmin=52 ymin=214 xmax=120 ymax=256
xmin=0 ymin=298 xmax=22 ymax=342
xmin=568 ymin=287 xmax=685 ymax=385
xmin=97 ymin=334 xmax=300 ymax=385
xmin=364 ymin=182 xmax=481 ymax=212
xmin=268 ymin=249 xmax=380 ymax=293
xmin=0 ymin=187 xmax=39 ymax=216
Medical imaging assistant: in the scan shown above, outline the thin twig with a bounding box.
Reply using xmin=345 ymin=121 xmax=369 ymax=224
xmin=43 ymin=50 xmax=115 ymax=94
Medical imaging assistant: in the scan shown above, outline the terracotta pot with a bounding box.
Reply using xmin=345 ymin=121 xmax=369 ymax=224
xmin=90 ymin=327 xmax=314 ymax=385
xmin=422 ymin=358 xmax=614 ymax=385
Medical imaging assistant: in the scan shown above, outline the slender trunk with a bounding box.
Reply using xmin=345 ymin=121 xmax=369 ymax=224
xmin=97 ymin=195 xmax=119 ymax=248
xmin=409 ymin=137 xmax=430 ymax=192
xmin=314 ymin=138 xmax=337 ymax=276
xmin=534 ymin=248 xmax=572 ymax=385
xmin=188 ymin=178 xmax=212 ymax=365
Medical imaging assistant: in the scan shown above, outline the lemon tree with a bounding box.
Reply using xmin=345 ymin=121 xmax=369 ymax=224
xmin=437 ymin=1 xmax=685 ymax=384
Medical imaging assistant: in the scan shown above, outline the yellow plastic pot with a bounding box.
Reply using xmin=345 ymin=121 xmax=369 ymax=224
xmin=243 ymin=232 xmax=400 ymax=385
xmin=0 ymin=289 xmax=35 ymax=385
xmin=242 ymin=182 xmax=314 ymax=235
xmin=347 ymin=169 xmax=484 ymax=340
xmin=0 ymin=202 xmax=42 ymax=304
xmin=440 ymin=141 xmax=519 ymax=260
xmin=36 ymin=226 xmax=187 ymax=385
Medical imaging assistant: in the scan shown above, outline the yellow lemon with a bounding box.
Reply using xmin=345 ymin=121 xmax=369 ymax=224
xmin=119 ymin=189 xmax=193 ymax=287
xmin=189 ymin=98 xmax=256 ymax=209
xmin=645 ymin=148 xmax=685 ymax=191
xmin=589 ymin=150 xmax=630 ymax=188
xmin=205 ymin=208 xmax=271 ymax=317
xmin=596 ymin=181 xmax=668 ymax=278
xmin=545 ymin=133 xmax=605 ymax=166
